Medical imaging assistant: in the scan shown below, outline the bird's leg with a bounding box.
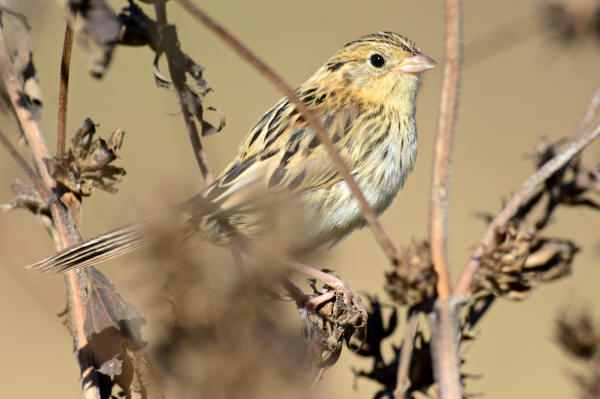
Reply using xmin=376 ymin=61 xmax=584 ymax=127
xmin=288 ymin=261 xmax=367 ymax=334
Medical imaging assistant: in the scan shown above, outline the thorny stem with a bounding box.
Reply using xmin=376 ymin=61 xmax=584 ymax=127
xmin=57 ymin=23 xmax=72 ymax=157
xmin=0 ymin=22 xmax=101 ymax=399
xmin=454 ymin=120 xmax=600 ymax=297
xmin=154 ymin=1 xmax=214 ymax=185
xmin=429 ymin=0 xmax=463 ymax=398
xmin=176 ymin=0 xmax=401 ymax=265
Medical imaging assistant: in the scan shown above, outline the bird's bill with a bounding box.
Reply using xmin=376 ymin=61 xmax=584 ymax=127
xmin=393 ymin=52 xmax=437 ymax=74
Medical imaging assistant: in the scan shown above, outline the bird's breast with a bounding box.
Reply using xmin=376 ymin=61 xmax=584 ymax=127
xmin=306 ymin=115 xmax=417 ymax=247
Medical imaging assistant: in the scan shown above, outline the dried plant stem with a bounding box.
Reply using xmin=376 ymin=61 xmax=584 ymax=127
xmin=431 ymin=297 xmax=462 ymax=399
xmin=0 ymin=24 xmax=100 ymax=399
xmin=154 ymin=2 xmax=214 ymax=184
xmin=429 ymin=0 xmax=463 ymax=398
xmin=394 ymin=311 xmax=419 ymax=398
xmin=57 ymin=23 xmax=72 ymax=157
xmin=430 ymin=0 xmax=463 ymax=299
xmin=176 ymin=0 xmax=400 ymax=264
xmin=454 ymin=120 xmax=600 ymax=297
xmin=0 ymin=33 xmax=52 ymax=187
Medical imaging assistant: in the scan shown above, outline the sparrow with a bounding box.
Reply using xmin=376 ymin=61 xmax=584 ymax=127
xmin=28 ymin=31 xmax=436 ymax=273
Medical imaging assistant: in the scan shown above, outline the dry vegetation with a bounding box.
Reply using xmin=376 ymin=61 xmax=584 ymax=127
xmin=1 ymin=1 xmax=600 ymax=398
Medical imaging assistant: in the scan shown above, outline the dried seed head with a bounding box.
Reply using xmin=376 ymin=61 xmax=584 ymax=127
xmin=46 ymin=118 xmax=126 ymax=196
xmin=539 ymin=0 xmax=600 ymax=45
xmin=384 ymin=240 xmax=436 ymax=308
xmin=302 ymin=277 xmax=367 ymax=369
xmin=475 ymin=220 xmax=577 ymax=300
xmin=555 ymin=306 xmax=600 ymax=399
xmin=556 ymin=307 xmax=600 ymax=359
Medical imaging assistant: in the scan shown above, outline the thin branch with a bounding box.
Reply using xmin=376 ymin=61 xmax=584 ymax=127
xmin=429 ymin=0 xmax=464 ymax=398
xmin=575 ymin=87 xmax=600 ymax=140
xmin=175 ymin=0 xmax=400 ymax=264
xmin=0 ymin=23 xmax=101 ymax=399
xmin=454 ymin=120 xmax=600 ymax=297
xmin=57 ymin=23 xmax=73 ymax=158
xmin=153 ymin=2 xmax=214 ymax=184
xmin=0 ymin=127 xmax=48 ymax=197
xmin=394 ymin=311 xmax=419 ymax=398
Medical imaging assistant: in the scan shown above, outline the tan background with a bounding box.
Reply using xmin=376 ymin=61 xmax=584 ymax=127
xmin=1 ymin=0 xmax=600 ymax=397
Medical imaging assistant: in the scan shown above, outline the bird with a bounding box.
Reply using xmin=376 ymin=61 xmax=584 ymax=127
xmin=28 ymin=31 xmax=436 ymax=274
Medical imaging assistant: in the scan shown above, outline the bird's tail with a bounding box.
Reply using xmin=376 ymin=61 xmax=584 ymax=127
xmin=27 ymin=223 xmax=150 ymax=273
xmin=27 ymin=177 xmax=275 ymax=273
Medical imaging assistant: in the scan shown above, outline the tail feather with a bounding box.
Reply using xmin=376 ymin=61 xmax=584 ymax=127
xmin=27 ymin=224 xmax=149 ymax=273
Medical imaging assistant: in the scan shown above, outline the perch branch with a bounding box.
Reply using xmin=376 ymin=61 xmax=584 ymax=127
xmin=57 ymin=23 xmax=72 ymax=157
xmin=0 ymin=23 xmax=101 ymax=399
xmin=429 ymin=0 xmax=463 ymax=398
xmin=175 ymin=0 xmax=400 ymax=264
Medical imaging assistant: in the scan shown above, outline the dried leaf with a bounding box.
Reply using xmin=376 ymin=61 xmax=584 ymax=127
xmin=84 ymin=268 xmax=144 ymax=338
xmin=151 ymin=21 xmax=225 ymax=138
xmin=81 ymin=268 xmax=162 ymax=398
xmin=117 ymin=2 xmax=160 ymax=48
xmin=0 ymin=6 xmax=42 ymax=119
xmin=64 ymin=0 xmax=121 ymax=78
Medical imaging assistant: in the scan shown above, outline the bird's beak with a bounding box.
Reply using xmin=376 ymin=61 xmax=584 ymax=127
xmin=393 ymin=51 xmax=437 ymax=74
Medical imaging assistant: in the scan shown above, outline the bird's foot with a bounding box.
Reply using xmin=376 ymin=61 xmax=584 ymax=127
xmin=287 ymin=261 xmax=368 ymax=346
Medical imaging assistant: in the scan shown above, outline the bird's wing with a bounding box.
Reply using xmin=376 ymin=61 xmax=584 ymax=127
xmin=200 ymin=92 xmax=362 ymax=210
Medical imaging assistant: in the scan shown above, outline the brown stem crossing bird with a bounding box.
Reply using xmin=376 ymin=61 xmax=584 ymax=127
xmin=28 ymin=31 xmax=435 ymax=274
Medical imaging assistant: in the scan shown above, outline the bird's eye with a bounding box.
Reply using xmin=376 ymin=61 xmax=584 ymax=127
xmin=369 ymin=54 xmax=385 ymax=68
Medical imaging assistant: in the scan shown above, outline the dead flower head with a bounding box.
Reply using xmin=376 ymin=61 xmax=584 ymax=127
xmin=539 ymin=0 xmax=600 ymax=45
xmin=301 ymin=277 xmax=367 ymax=369
xmin=475 ymin=220 xmax=577 ymax=300
xmin=556 ymin=307 xmax=600 ymax=359
xmin=385 ymin=240 xmax=437 ymax=308
xmin=555 ymin=306 xmax=600 ymax=399
xmin=45 ymin=118 xmax=126 ymax=197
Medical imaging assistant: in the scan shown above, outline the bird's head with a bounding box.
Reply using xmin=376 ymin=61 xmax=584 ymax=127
xmin=312 ymin=32 xmax=436 ymax=113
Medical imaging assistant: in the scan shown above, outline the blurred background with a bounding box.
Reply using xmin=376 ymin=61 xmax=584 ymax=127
xmin=1 ymin=0 xmax=600 ymax=397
